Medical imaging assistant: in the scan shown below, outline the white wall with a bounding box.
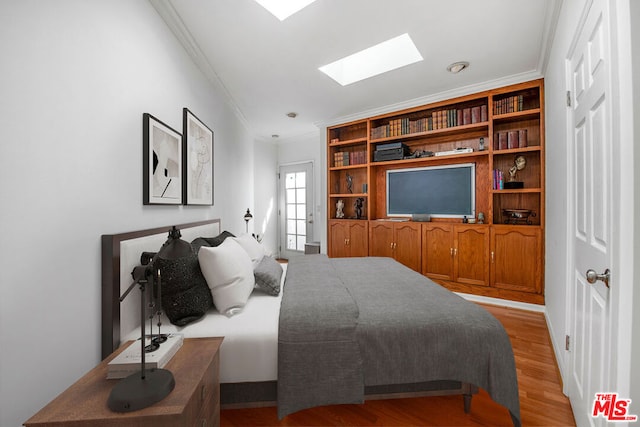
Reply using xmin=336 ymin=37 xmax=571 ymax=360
xmin=277 ymin=130 xmax=325 ymax=253
xmin=253 ymin=141 xmax=279 ymax=254
xmin=0 ymin=1 xmax=262 ymax=426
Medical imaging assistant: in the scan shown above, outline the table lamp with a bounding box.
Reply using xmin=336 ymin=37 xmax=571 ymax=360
xmin=107 ymin=226 xmax=192 ymax=412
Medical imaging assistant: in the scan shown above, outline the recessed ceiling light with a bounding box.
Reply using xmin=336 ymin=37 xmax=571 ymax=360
xmin=319 ymin=33 xmax=423 ymax=86
xmin=272 ymin=134 xmax=279 ymax=138
xmin=447 ymin=61 xmax=469 ymax=74
xmin=254 ymin=0 xmax=317 ymax=21
xmin=286 ymin=112 xmax=298 ymax=118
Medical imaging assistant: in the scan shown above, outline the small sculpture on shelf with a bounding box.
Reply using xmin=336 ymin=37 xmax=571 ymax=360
xmin=504 ymin=155 xmax=526 ymax=189
xmin=346 ymin=173 xmax=353 ymax=193
xmin=354 ymin=198 xmax=365 ymax=219
xmin=336 ymin=199 xmax=345 ymax=219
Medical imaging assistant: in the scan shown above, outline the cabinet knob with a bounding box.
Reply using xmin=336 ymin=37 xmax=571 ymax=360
xmin=491 ymin=251 xmax=495 ymax=263
xmin=450 ymin=248 xmax=454 ymax=257
xmin=201 ymin=384 xmax=206 ymax=401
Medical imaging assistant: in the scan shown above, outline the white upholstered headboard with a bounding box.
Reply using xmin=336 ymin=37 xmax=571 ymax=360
xmin=101 ymin=219 xmax=221 ymax=359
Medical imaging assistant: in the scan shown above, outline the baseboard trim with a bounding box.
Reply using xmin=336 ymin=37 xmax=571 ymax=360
xmin=456 ymin=292 xmax=546 ymax=313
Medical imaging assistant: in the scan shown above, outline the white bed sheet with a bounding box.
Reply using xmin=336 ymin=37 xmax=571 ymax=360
xmin=124 ymin=264 xmax=286 ymax=384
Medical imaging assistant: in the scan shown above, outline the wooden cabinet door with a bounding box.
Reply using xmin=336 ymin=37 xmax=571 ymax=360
xmin=491 ymin=226 xmax=542 ymax=293
xmin=394 ymin=222 xmax=422 ymax=272
xmin=348 ymin=221 xmax=369 ymax=257
xmin=454 ymin=226 xmax=490 ymax=286
xmin=329 ymin=221 xmax=349 ymax=257
xmin=422 ymin=223 xmax=454 ymax=281
xmin=368 ymin=222 xmax=394 ymax=258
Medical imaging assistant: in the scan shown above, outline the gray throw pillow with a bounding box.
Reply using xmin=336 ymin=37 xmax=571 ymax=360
xmin=254 ymin=256 xmax=283 ymax=296
xmin=191 ymin=230 xmax=235 ymax=253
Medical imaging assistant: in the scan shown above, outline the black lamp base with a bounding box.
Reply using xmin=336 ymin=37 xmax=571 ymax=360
xmin=108 ymin=369 xmax=175 ymax=412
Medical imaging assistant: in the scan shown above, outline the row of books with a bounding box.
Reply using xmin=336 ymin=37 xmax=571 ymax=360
xmin=495 ymin=129 xmax=528 ymax=150
xmin=370 ymin=105 xmax=488 ymax=139
xmin=493 ymin=169 xmax=505 ymax=190
xmin=493 ymin=95 xmax=525 ymax=115
xmin=333 ymin=150 xmax=366 ymax=167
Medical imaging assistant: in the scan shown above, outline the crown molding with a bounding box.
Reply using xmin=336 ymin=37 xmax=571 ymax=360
xmin=317 ymin=70 xmax=544 ymax=129
xmin=538 ymin=0 xmax=564 ymax=73
xmin=148 ymin=0 xmax=252 ymax=133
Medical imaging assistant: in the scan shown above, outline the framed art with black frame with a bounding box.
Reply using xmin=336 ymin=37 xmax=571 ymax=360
xmin=143 ymin=113 xmax=183 ymax=205
xmin=182 ymin=108 xmax=214 ymax=205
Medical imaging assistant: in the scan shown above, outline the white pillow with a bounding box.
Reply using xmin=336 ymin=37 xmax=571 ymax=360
xmin=198 ymin=238 xmax=255 ymax=316
xmin=233 ymin=234 xmax=267 ymax=267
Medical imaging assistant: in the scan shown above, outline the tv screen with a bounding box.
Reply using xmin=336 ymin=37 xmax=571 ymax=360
xmin=386 ymin=163 xmax=475 ymax=218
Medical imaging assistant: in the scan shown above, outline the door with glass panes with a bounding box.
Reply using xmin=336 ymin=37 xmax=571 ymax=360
xmin=279 ymin=162 xmax=313 ymax=259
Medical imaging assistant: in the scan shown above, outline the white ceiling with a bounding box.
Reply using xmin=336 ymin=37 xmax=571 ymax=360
xmin=152 ymin=0 xmax=560 ymax=142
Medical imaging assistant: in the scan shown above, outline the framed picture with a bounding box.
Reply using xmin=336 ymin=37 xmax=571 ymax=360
xmin=183 ymin=108 xmax=214 ymax=205
xmin=143 ymin=113 xmax=183 ymax=205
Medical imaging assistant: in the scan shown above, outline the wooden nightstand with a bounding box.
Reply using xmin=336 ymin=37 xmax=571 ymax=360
xmin=24 ymin=337 xmax=223 ymax=427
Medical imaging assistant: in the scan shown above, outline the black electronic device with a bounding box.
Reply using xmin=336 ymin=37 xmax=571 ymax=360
xmin=377 ymin=142 xmax=408 ymax=151
xmin=374 ymin=148 xmax=407 ymax=162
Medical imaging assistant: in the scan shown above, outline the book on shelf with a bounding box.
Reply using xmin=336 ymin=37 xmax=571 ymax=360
xmin=471 ymin=106 xmax=481 ymax=123
xmin=493 ymin=169 xmax=505 ymax=190
xmin=518 ymin=129 xmax=528 ymax=147
xmin=495 ymin=130 xmax=529 ymax=150
xmin=107 ymin=333 xmax=184 ymax=379
xmin=507 ymin=131 xmax=519 ymax=149
xmin=493 ymin=94 xmax=525 ymax=114
xmin=498 ymin=132 xmax=508 ymax=150
xmin=463 ymin=108 xmax=471 ymax=125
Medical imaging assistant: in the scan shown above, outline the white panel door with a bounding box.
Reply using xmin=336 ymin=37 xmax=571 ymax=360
xmin=567 ymin=0 xmax=614 ymax=425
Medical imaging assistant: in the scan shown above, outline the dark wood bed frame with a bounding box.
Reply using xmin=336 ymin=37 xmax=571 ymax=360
xmin=101 ymin=219 xmax=220 ymax=359
xmin=101 ymin=218 xmax=477 ymax=411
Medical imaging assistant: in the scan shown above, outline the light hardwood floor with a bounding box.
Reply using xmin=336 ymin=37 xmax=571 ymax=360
xmin=221 ymin=303 xmax=576 ymax=426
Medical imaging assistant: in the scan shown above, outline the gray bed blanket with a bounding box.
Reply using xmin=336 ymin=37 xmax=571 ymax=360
xmin=277 ymin=255 xmax=521 ymax=426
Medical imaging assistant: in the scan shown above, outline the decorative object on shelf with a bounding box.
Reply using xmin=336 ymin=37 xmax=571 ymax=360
xmin=336 ymin=199 xmax=345 ymax=219
xmin=108 ymin=226 xmax=193 ymax=412
xmin=346 ymin=173 xmax=353 ymax=193
xmin=243 ymin=208 xmax=253 ymax=233
xmin=504 ymin=155 xmax=526 ymax=189
xmin=143 ymin=113 xmax=183 ymax=205
xmin=354 ymin=198 xmax=364 ymax=219
xmin=462 ymin=215 xmax=468 ymax=223
xmin=183 ymin=108 xmax=213 ymax=206
xmin=477 ymin=212 xmax=485 ymax=224
xmin=502 ymin=208 xmax=536 ymax=225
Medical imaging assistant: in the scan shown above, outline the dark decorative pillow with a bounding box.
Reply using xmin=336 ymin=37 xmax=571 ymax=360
xmin=191 ymin=230 xmax=236 ymax=253
xmin=254 ymin=256 xmax=283 ymax=296
xmin=156 ymin=252 xmax=214 ymax=326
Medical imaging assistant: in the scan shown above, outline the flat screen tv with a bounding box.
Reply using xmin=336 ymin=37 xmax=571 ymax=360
xmin=386 ymin=163 xmax=475 ymax=218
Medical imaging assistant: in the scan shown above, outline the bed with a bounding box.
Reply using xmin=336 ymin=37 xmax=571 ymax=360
xmin=101 ymin=219 xmax=521 ymax=426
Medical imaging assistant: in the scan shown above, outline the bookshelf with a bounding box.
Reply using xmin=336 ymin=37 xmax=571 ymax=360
xmin=327 ymin=79 xmax=545 ymax=304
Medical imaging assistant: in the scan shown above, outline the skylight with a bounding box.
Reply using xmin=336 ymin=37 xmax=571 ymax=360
xmin=254 ymin=0 xmax=317 ymax=21
xmin=319 ymin=33 xmax=423 ymax=86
